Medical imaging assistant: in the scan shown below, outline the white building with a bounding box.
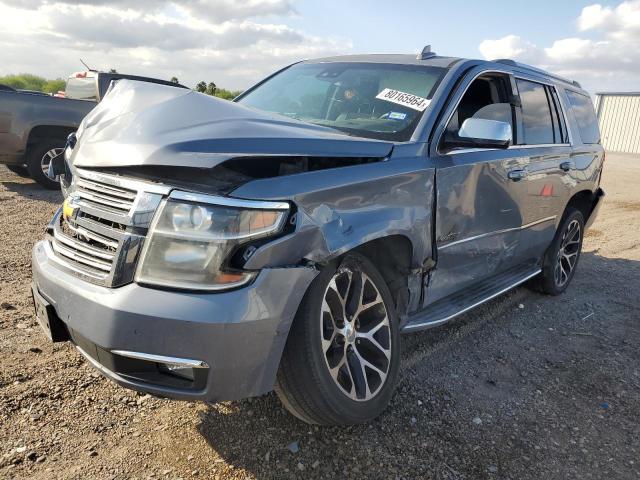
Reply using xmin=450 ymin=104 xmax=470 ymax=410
xmin=595 ymin=92 xmax=640 ymax=154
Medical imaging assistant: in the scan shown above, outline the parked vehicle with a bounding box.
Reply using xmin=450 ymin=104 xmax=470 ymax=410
xmin=32 ymin=48 xmax=604 ymax=425
xmin=0 ymin=71 xmax=187 ymax=188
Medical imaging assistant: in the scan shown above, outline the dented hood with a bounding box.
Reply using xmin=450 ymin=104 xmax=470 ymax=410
xmin=72 ymin=80 xmax=394 ymax=169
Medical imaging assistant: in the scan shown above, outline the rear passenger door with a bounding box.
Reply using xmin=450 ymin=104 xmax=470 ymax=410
xmin=512 ymin=77 xmax=573 ymax=261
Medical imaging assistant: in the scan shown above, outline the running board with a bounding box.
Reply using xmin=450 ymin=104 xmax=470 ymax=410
xmin=402 ymin=265 xmax=541 ymax=333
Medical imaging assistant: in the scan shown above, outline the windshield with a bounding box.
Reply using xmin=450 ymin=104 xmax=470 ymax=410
xmin=237 ymin=62 xmax=446 ymax=141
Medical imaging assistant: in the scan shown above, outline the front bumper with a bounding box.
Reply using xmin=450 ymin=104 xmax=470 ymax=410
xmin=32 ymin=240 xmax=317 ymax=401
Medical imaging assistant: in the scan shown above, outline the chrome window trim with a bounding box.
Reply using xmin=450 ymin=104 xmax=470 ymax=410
xmin=170 ymin=190 xmax=290 ymax=211
xmin=445 ymin=143 xmax=572 ymax=155
xmin=438 ymin=215 xmax=557 ymax=250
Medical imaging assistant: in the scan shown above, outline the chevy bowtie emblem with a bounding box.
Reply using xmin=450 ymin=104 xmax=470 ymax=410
xmin=62 ymin=195 xmax=80 ymax=222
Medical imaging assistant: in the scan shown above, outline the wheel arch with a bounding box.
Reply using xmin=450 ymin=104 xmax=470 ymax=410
xmin=26 ymin=125 xmax=75 ymax=152
xmin=338 ymin=234 xmax=415 ymax=318
xmin=563 ymin=189 xmax=598 ymax=224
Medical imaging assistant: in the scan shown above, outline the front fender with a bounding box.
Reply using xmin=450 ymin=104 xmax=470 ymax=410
xmin=234 ymin=155 xmax=435 ymax=270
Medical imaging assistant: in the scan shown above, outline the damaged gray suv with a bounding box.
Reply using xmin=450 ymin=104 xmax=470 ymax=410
xmin=32 ymin=48 xmax=605 ymax=425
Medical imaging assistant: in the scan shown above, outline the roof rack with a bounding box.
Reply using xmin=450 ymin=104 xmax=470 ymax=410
xmin=417 ymin=45 xmax=437 ymax=60
xmin=493 ymin=58 xmax=517 ymax=66
xmin=492 ymin=59 xmax=581 ymax=88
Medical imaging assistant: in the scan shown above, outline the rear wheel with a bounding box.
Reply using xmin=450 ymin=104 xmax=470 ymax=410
xmin=275 ymin=252 xmax=400 ymax=425
xmin=5 ymin=164 xmax=29 ymax=177
xmin=533 ymin=208 xmax=584 ymax=295
xmin=26 ymin=142 xmax=64 ymax=189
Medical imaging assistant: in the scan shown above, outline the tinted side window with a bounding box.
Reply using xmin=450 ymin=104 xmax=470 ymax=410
xmin=548 ymin=87 xmax=569 ymax=143
xmin=442 ymin=74 xmax=514 ymax=146
xmin=566 ymin=90 xmax=600 ymax=144
xmin=516 ymin=79 xmax=554 ymax=144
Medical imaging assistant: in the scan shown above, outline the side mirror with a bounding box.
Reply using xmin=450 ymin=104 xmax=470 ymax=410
xmin=443 ymin=118 xmax=512 ymax=150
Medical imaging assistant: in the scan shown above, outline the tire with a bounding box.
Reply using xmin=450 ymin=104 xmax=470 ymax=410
xmin=6 ymin=164 xmax=30 ymax=177
xmin=26 ymin=141 xmax=64 ymax=189
xmin=532 ymin=208 xmax=584 ymax=295
xmin=275 ymin=252 xmax=401 ymax=425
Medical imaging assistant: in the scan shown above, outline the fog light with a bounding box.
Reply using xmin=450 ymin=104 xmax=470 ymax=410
xmin=158 ymin=362 xmax=195 ymax=381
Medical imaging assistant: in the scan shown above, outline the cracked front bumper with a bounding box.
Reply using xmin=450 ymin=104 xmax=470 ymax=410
xmin=31 ymin=239 xmax=317 ymax=402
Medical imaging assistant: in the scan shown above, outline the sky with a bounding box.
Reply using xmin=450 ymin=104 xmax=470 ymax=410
xmin=0 ymin=0 xmax=638 ymax=94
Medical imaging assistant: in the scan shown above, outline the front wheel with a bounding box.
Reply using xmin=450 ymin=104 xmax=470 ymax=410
xmin=275 ymin=252 xmax=400 ymax=425
xmin=533 ymin=208 xmax=584 ymax=295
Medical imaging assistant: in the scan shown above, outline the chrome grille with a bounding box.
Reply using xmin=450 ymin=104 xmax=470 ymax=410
xmin=75 ymin=177 xmax=137 ymax=214
xmin=47 ymin=169 xmax=168 ymax=287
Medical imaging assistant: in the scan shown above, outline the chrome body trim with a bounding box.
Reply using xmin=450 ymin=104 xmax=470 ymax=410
xmin=76 ymin=168 xmax=171 ymax=196
xmin=44 ymin=239 xmax=108 ymax=281
xmin=438 ymin=215 xmax=557 ymax=250
xmin=110 ymin=350 xmax=209 ymax=368
xmin=170 ymin=190 xmax=290 ymax=211
xmin=402 ymin=268 xmax=542 ymax=332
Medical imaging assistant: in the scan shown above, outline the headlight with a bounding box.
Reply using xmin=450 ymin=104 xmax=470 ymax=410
xmin=135 ymin=192 xmax=289 ymax=290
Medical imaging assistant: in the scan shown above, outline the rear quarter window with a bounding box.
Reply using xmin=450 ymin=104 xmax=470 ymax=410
xmin=566 ymin=90 xmax=600 ymax=144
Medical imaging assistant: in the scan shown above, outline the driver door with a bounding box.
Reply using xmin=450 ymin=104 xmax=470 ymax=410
xmin=425 ymin=70 xmax=534 ymax=306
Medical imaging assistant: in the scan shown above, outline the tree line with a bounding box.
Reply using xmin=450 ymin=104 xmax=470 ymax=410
xmin=0 ymin=73 xmax=65 ymax=93
xmin=0 ymin=73 xmax=242 ymax=100
xmin=194 ymin=81 xmax=242 ymax=100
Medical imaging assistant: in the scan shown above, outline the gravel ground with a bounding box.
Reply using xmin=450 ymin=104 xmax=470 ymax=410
xmin=1 ymin=153 xmax=639 ymax=480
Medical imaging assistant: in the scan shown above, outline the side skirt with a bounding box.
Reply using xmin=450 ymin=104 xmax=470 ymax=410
xmin=402 ymin=264 xmax=541 ymax=333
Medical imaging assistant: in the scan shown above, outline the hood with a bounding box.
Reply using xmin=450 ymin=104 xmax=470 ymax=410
xmin=72 ymin=80 xmax=394 ymax=169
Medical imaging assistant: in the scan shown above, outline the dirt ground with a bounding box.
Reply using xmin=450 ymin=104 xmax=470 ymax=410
xmin=1 ymin=153 xmax=638 ymax=480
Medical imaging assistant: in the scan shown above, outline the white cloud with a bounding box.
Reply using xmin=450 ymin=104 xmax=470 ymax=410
xmin=1 ymin=0 xmax=298 ymax=22
xmin=479 ymin=0 xmax=640 ymax=92
xmin=0 ymin=1 xmax=348 ymax=89
xmin=478 ymin=35 xmax=542 ymax=64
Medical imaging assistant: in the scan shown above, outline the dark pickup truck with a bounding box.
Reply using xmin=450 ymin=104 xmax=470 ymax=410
xmin=0 ymin=72 xmax=186 ymax=188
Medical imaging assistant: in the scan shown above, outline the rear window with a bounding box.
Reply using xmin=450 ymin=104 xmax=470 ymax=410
xmin=516 ymin=79 xmax=554 ymax=145
xmin=65 ymin=76 xmax=97 ymax=101
xmin=566 ymin=90 xmax=600 ymax=144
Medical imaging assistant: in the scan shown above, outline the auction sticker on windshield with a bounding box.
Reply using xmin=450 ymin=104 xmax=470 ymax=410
xmin=375 ymin=88 xmax=431 ymax=111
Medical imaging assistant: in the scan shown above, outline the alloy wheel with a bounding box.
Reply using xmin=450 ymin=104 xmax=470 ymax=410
xmin=554 ymin=219 xmax=581 ymax=287
xmin=320 ymin=267 xmax=391 ymax=401
xmin=41 ymin=148 xmax=64 ymax=179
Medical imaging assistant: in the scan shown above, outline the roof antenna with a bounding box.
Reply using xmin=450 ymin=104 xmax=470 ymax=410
xmin=79 ymin=58 xmax=95 ymax=72
xmin=417 ymin=45 xmax=437 ymax=60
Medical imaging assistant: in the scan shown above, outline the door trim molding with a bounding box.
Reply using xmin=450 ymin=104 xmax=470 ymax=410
xmin=438 ymin=215 xmax=557 ymax=250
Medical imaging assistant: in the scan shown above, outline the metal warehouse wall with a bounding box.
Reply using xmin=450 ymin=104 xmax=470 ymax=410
xmin=595 ymin=93 xmax=640 ymax=154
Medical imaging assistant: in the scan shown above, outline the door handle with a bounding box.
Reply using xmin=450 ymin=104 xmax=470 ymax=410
xmin=508 ymin=169 xmax=528 ymax=181
xmin=560 ymin=161 xmax=575 ymax=172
